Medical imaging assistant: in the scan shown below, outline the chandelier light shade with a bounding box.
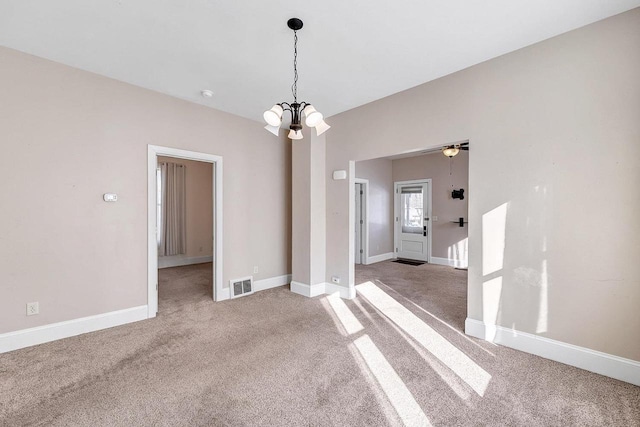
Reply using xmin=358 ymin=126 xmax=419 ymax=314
xmin=302 ymin=105 xmax=323 ymax=127
xmin=263 ymin=104 xmax=284 ymax=127
xmin=263 ymin=18 xmax=330 ymax=140
xmin=288 ymin=129 xmax=304 ymax=140
xmin=314 ymin=119 xmax=331 ymax=136
xmin=264 ymin=124 xmax=281 ymax=136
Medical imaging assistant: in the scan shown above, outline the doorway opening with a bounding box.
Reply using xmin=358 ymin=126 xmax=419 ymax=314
xmin=354 ymin=178 xmax=369 ymax=265
xmin=351 ymin=142 xmax=469 ymax=329
xmin=156 ymin=156 xmax=212 ymax=312
xmin=394 ymin=179 xmax=432 ymax=262
xmin=147 ymin=145 xmax=223 ymax=318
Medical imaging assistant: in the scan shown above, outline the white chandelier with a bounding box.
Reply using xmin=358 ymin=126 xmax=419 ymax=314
xmin=263 ymin=18 xmax=330 ymax=140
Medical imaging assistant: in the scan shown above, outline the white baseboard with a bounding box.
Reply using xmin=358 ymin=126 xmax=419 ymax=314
xmin=0 ymin=305 xmax=148 ymax=354
xmin=430 ymin=256 xmax=468 ymax=268
xmin=216 ymin=287 xmax=230 ymax=301
xmin=325 ymin=282 xmax=356 ymax=299
xmin=158 ymin=255 xmax=213 ymax=269
xmin=465 ymin=318 xmax=640 ymax=387
xmin=254 ymin=274 xmax=292 ymax=292
xmin=366 ymin=252 xmax=395 ymax=265
xmin=218 ymin=273 xmax=291 ymax=300
xmin=290 ymin=281 xmax=356 ymax=299
xmin=290 ymin=281 xmax=326 ymax=297
xmin=1 ymin=272 xmax=293 ymax=353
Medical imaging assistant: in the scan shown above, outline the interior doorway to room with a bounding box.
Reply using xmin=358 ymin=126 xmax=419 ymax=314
xmin=352 ymin=142 xmax=470 ymax=330
xmin=354 ymin=179 xmax=368 ymax=265
xmin=351 ymin=141 xmax=469 ymax=273
xmin=147 ymin=146 xmax=223 ymax=318
xmin=394 ymin=180 xmax=431 ymax=262
xmin=156 ymin=156 xmax=213 ymax=311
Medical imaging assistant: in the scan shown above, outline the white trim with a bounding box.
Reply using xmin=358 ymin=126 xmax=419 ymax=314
xmin=254 ymin=274 xmax=292 ymax=292
xmin=465 ymin=318 xmax=640 ymax=387
xmin=291 ymin=281 xmax=325 ymax=298
xmin=354 ymin=178 xmax=369 ymax=265
xmin=290 ymin=281 xmax=356 ymax=299
xmin=430 ymin=256 xmax=468 ymax=268
xmin=393 ymin=179 xmax=433 ymax=263
xmin=325 ymin=282 xmax=356 ymax=299
xmin=347 ymin=161 xmax=356 ymax=295
xmin=158 ymin=255 xmax=213 ymax=269
xmin=148 ymin=145 xmax=224 ymax=319
xmin=218 ymin=287 xmax=230 ymax=301
xmin=366 ymin=252 xmax=395 ymax=264
xmin=0 ymin=306 xmax=148 ymax=354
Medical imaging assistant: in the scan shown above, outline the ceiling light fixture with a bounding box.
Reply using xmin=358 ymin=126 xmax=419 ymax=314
xmin=442 ymin=146 xmax=460 ymax=158
xmin=442 ymin=142 xmax=469 ymax=158
xmin=263 ymin=18 xmax=330 ymax=140
xmin=201 ymin=89 xmax=214 ymax=98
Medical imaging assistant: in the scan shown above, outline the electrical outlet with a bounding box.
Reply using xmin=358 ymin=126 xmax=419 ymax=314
xmin=253 ymin=266 xmax=259 ymax=274
xmin=331 ymin=276 xmax=340 ymax=284
xmin=26 ymin=302 xmax=39 ymax=316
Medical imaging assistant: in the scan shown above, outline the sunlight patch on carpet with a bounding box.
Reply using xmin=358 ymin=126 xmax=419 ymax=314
xmin=324 ymin=292 xmax=364 ymax=335
xmin=356 ymin=281 xmax=492 ymax=396
xmin=351 ymin=335 xmax=432 ymax=427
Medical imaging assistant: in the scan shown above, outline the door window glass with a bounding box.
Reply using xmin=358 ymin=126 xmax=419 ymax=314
xmin=401 ymin=186 xmax=423 ymax=234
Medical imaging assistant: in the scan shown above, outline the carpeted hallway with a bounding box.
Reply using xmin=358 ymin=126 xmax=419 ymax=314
xmin=1 ymin=261 xmax=638 ymax=426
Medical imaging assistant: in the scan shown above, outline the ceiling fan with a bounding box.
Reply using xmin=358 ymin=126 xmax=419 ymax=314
xmin=442 ymin=142 xmax=469 ymax=158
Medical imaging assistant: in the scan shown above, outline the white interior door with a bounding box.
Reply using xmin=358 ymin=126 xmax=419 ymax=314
xmin=354 ymin=183 xmax=363 ymax=264
xmin=395 ymin=181 xmax=430 ymax=262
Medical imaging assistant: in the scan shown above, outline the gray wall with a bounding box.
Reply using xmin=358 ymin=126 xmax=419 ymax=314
xmin=324 ymin=9 xmax=640 ymax=360
xmin=0 ymin=46 xmax=292 ymax=334
xmin=355 ymin=158 xmax=393 ymax=258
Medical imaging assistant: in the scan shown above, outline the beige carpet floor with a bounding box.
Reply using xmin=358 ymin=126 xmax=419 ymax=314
xmin=1 ymin=261 xmax=638 ymax=426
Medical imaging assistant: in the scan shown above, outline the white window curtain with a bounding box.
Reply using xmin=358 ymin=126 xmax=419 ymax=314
xmin=158 ymin=162 xmax=186 ymax=257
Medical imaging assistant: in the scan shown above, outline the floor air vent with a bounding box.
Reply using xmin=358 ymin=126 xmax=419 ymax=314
xmin=230 ymin=276 xmax=253 ymax=298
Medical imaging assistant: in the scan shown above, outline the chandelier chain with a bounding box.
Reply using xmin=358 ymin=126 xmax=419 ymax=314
xmin=291 ymin=30 xmax=298 ymax=102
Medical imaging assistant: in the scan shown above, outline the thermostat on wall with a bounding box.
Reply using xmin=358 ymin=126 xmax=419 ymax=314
xmin=103 ymin=193 xmax=118 ymax=202
xmin=332 ymin=170 xmax=347 ymax=180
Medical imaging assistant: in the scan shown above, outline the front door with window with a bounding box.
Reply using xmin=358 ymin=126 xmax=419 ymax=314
xmin=395 ymin=181 xmax=430 ymax=262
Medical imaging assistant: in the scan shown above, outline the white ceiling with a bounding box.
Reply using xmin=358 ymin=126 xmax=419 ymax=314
xmin=1 ymin=1 xmax=638 ymax=122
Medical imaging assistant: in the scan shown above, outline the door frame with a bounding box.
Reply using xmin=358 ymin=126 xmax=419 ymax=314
xmin=147 ymin=145 xmax=223 ymax=318
xmin=354 ymin=178 xmax=369 ymax=265
xmin=393 ymin=179 xmax=432 ymax=263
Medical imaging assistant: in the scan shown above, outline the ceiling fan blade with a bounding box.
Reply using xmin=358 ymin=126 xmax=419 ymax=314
xmin=460 ymin=147 xmax=469 ymax=150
